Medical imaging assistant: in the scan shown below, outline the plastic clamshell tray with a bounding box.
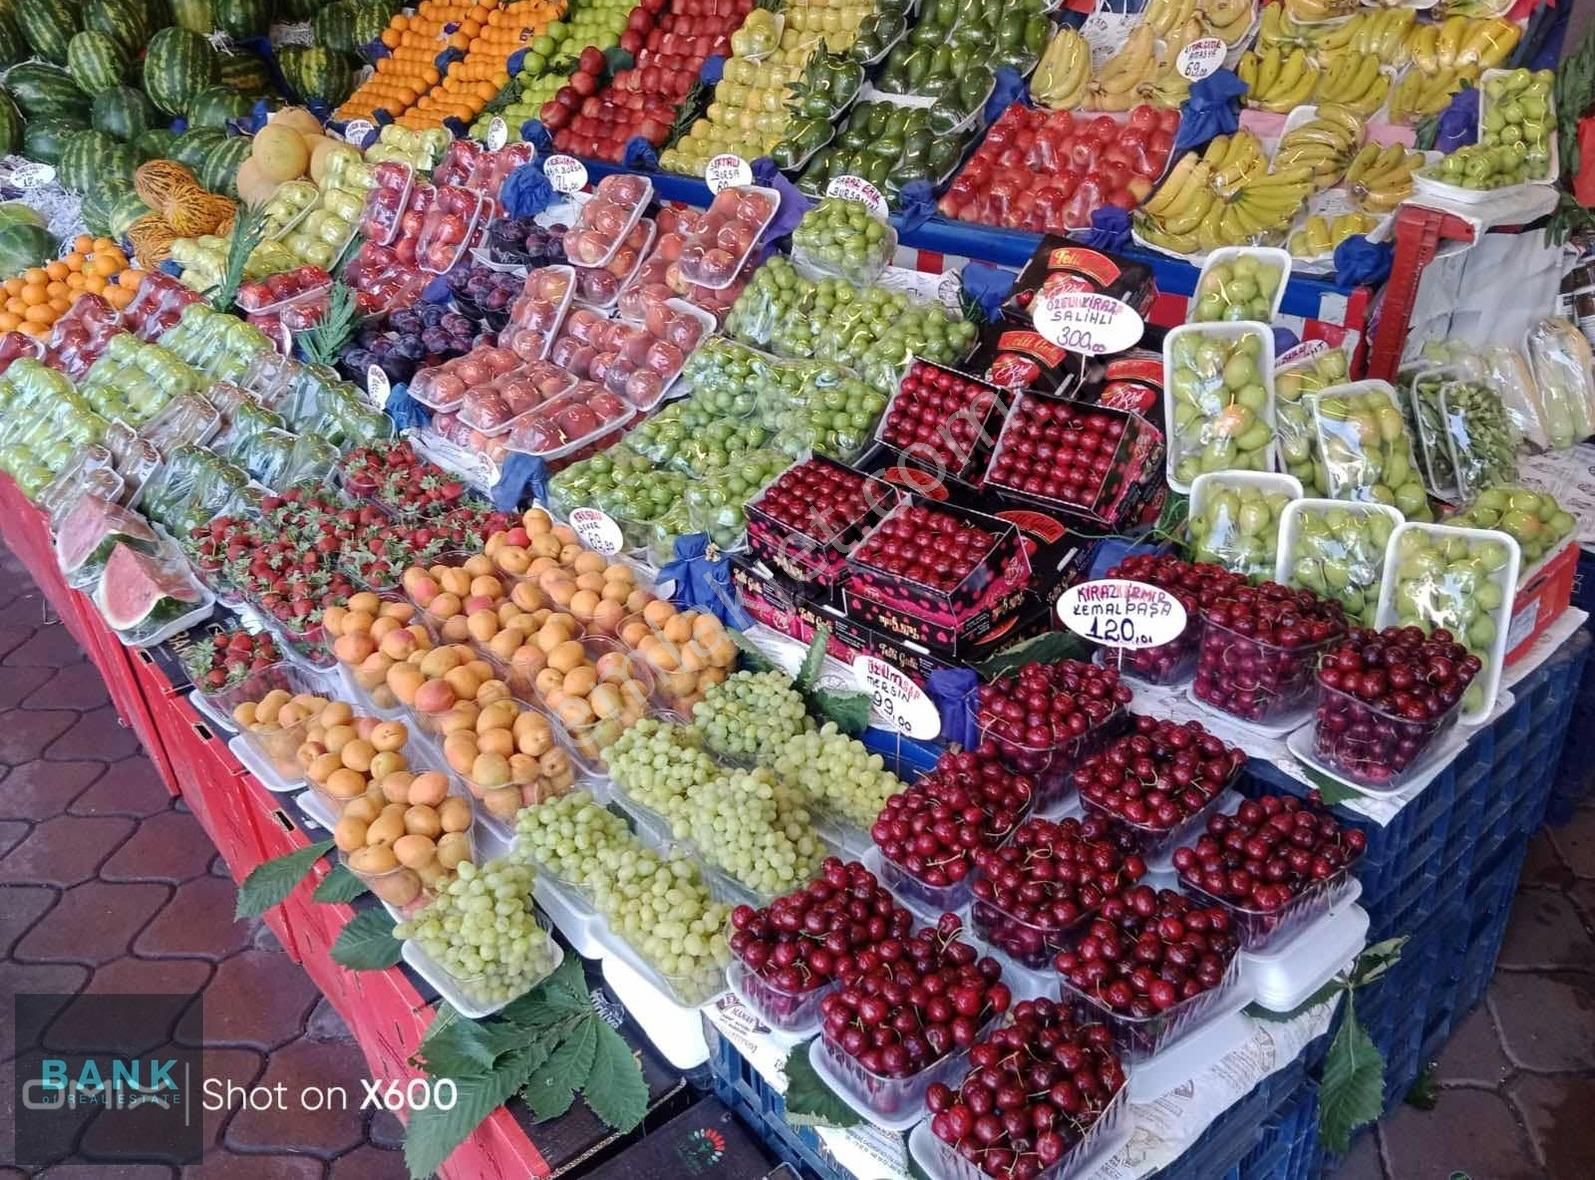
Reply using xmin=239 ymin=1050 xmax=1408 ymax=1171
xmin=1161 ymin=320 xmax=1277 ymax=496
xmin=907 ymin=1081 xmax=1130 ymax=1180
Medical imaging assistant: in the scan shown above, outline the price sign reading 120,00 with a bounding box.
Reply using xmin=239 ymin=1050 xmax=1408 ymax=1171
xmin=1056 ymin=578 xmax=1187 ymax=649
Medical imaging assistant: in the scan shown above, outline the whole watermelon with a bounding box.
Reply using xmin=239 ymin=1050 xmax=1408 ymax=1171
xmin=107 ymin=188 xmax=148 ymax=236
xmin=168 ymin=126 xmax=223 ymax=168
xmin=169 ymin=0 xmax=209 ymax=33
xmin=0 ymin=222 xmax=60 ymax=274
xmin=200 ymin=133 xmax=249 ymax=196
xmin=277 ymin=0 xmax=318 ymax=18
xmin=0 ymin=88 xmax=18 ymax=153
xmin=67 ymin=29 xmax=129 ymax=94
xmin=6 ymin=62 xmax=89 ymax=118
xmin=277 ymin=45 xmax=354 ymax=107
xmin=134 ymin=125 xmax=176 ymax=159
xmin=91 ymin=83 xmax=155 ymax=140
xmin=79 ymin=179 xmax=119 ymax=235
xmin=0 ymin=4 xmax=26 ymax=66
xmin=215 ymin=0 xmax=269 ymax=38
xmin=144 ymin=26 xmax=218 ymax=116
xmin=185 ymin=84 xmax=249 ymax=129
xmin=21 ymin=117 xmax=85 ymax=163
xmin=311 ymin=1 xmax=355 ymax=53
xmin=59 ymin=127 xmax=117 ymax=190
xmin=17 ymin=0 xmax=81 ymax=64
xmin=351 ymin=3 xmax=389 ymax=53
xmin=82 ymin=0 xmax=150 ymax=55
xmin=217 ymin=48 xmax=271 ymax=95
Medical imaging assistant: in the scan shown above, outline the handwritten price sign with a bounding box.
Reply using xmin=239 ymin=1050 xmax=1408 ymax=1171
xmin=855 ymin=656 xmax=940 ymax=739
xmin=343 ymin=119 xmax=375 ymax=147
xmin=825 ymin=174 xmax=889 ymax=220
xmin=543 ymin=154 xmax=588 ymax=194
xmin=706 ymin=153 xmax=753 ymax=193
xmin=364 ymin=364 xmax=391 ymax=409
xmin=1057 ymin=579 xmax=1187 ymax=648
xmin=1032 ymin=291 xmax=1144 ymax=355
xmin=568 ymin=507 xmax=623 ymax=555
xmin=485 ymin=116 xmax=508 ymax=150
xmin=1176 ymin=37 xmax=1226 ymax=80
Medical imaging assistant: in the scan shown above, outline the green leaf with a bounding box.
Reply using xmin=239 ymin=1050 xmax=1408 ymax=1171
xmin=312 ymin=863 xmax=369 ymax=904
xmin=234 ymin=839 xmax=333 ymax=918
xmin=405 ymin=1041 xmax=549 ymax=1179
xmin=1311 ymin=777 xmax=1364 ymax=808
xmin=211 ymin=203 xmax=268 ymax=314
xmin=538 ymin=947 xmax=593 ymax=1009
xmin=1243 ymin=976 xmax=1344 ymax=1024
xmin=974 ymin=630 xmax=1089 ymax=681
xmin=1348 ymin=936 xmax=1407 ymax=989
xmin=296 ymin=280 xmax=357 ymax=367
xmin=417 ymin=1007 xmax=562 ymax=1078
xmin=729 ymin=626 xmax=777 ymax=674
xmin=781 ymin=1040 xmax=861 ymax=1128
xmin=1405 ymin=1064 xmax=1439 ymax=1111
xmin=524 ymin=1018 xmax=597 ymax=1121
xmin=331 ymin=907 xmax=403 ymax=970
xmin=1319 ymin=994 xmax=1386 ymax=1155
xmin=809 ymin=686 xmax=871 ymax=735
xmin=795 ymin=623 xmax=830 ymax=692
xmin=581 ymin=1020 xmax=649 ymax=1132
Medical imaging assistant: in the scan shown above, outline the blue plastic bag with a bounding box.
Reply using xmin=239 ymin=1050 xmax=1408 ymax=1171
xmin=520 ymin=119 xmax=555 ymax=154
xmin=421 ymin=274 xmax=452 ymax=304
xmin=891 ymin=179 xmax=938 ymax=234
xmin=1172 ymin=69 xmax=1246 ymax=156
xmin=700 ymin=54 xmax=726 ymax=84
xmin=491 ymin=452 xmax=548 ymax=511
xmin=660 ymin=534 xmax=753 ymax=627
xmin=386 ymin=385 xmax=433 ymax=432
xmin=506 ymin=48 xmax=528 ymax=76
xmin=1434 ymin=86 xmax=1480 ymax=154
xmin=1272 ymin=325 xmax=1300 ymax=359
xmin=623 ymin=136 xmax=659 ymax=171
xmin=928 ymin=668 xmax=979 ymax=747
xmin=501 ymin=164 xmax=556 ymax=218
xmin=361 ymin=38 xmax=389 ymax=61
xmin=1074 ymin=206 xmax=1131 ymax=251
xmin=960 ymin=261 xmax=1017 ymax=322
xmin=1334 ymin=235 xmax=1393 ymax=287
xmin=750 ymin=157 xmax=813 ymax=239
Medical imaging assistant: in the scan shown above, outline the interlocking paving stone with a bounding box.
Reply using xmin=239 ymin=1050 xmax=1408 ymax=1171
xmin=1489 ymin=971 xmax=1595 ymax=1074
xmin=0 ymin=817 xmax=29 ymax=858
xmin=47 ymin=704 xmax=141 ymax=762
xmin=102 ymin=810 xmax=223 ymax=884
xmin=368 ymin=1111 xmax=405 ymax=1151
xmin=0 ymin=813 xmax=133 ymax=885
xmin=1 ymin=758 xmax=108 ymax=822
xmin=307 ymin=996 xmax=356 ymax=1043
xmin=134 ymin=876 xmax=253 ymax=960
xmin=1379 ymin=1087 xmax=1542 ymax=1180
xmin=194 ymin=949 xmax=322 ymax=1050
xmin=11 ymin=879 xmax=168 ymax=964
xmin=190 ymin=1046 xmax=267 ymax=1153
xmin=84 ymin=955 xmax=215 ymax=1001
xmin=327 ymin=1144 xmax=406 ymax=1178
xmin=30 ymin=660 xmax=127 ymax=711
xmin=224 ymin=1040 xmax=375 ymax=1158
xmin=1520 ymin=829 xmax=1576 ymax=890
xmin=181 ymin=1152 xmax=324 ymax=1180
xmin=69 ymin=757 xmax=172 ymax=818
xmin=0 ymin=662 xmax=57 ymax=709
xmin=1508 ymin=1072 xmax=1595 ymax=1176
xmin=1548 ymin=805 xmax=1595 ymax=879
xmin=1496 ymin=889 xmax=1595 ymax=972
xmin=1334 ymin=1130 xmax=1386 ymax=1180
xmin=0 ymin=961 xmax=89 ymax=1059
xmin=36 ymin=1163 xmax=178 ymax=1179
xmin=0 ymin=707 xmax=80 ymax=764
xmin=0 ymin=883 xmax=56 ymax=955
xmin=8 ymin=623 xmax=94 ymax=668
xmin=1434 ymin=1004 xmax=1514 ymax=1089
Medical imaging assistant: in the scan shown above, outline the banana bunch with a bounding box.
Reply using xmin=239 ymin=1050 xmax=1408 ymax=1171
xmin=1345 ymin=142 xmax=1425 ymax=212
xmin=1407 ymin=15 xmax=1520 ymax=72
xmin=1274 ymin=103 xmax=1364 ymax=191
xmin=1289 ymin=212 xmax=1381 ymax=258
xmin=1142 ymin=0 xmax=1199 ymax=37
xmin=1282 ymin=0 xmax=1359 ymax=22
xmin=1032 ymin=28 xmax=1091 ymax=109
xmin=1145 ymin=17 xmax=1207 ymax=108
xmin=1198 ymin=0 xmax=1254 ymax=45
xmin=1134 ymin=132 xmax=1311 ymax=254
xmin=1314 ymin=7 xmax=1416 ymax=65
xmin=1085 ymin=24 xmax=1158 ymax=111
xmin=1257 ymin=3 xmax=1322 ymax=54
xmin=1388 ymin=63 xmax=1478 ymax=123
xmin=1237 ymin=46 xmax=1320 ymax=112
xmin=1313 ymin=52 xmax=1389 ymax=116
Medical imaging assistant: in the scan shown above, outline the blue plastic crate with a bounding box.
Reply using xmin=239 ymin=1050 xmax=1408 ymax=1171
xmin=1236 ymin=1081 xmax=1318 ymax=1179
xmin=1151 ymin=1049 xmax=1317 ymax=1179
xmin=707 ymin=1025 xmax=848 ymax=1180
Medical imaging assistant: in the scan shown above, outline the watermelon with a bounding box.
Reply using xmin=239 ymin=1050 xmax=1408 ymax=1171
xmin=134 ymin=125 xmax=177 ymax=158
xmin=96 ymin=542 xmax=203 ymax=634
xmin=58 ymin=127 xmax=116 ymax=189
xmin=200 ymin=133 xmax=250 ymax=196
xmin=91 ymin=83 xmax=154 ymax=140
xmin=78 ymin=179 xmax=117 ymax=235
xmin=215 ymin=0 xmax=270 ymax=38
xmin=277 ymin=0 xmax=318 ymax=18
xmin=21 ymin=117 xmax=83 ymax=163
xmin=169 ymin=0 xmax=208 ymax=33
xmin=217 ymin=47 xmax=272 ymax=95
xmin=169 ymin=126 xmax=223 ymax=168
xmin=351 ymin=3 xmax=389 ymax=53
xmin=0 ymin=221 xmax=58 ymax=274
xmin=6 ymin=61 xmax=90 ymax=118
xmin=144 ymin=26 xmax=218 ymax=116
xmin=66 ymin=28 xmax=128 ymax=94
xmin=0 ymin=201 xmax=44 ymax=229
xmin=17 ymin=0 xmax=80 ymax=64
xmin=57 ymin=492 xmax=158 ymax=584
xmin=81 ymin=0 xmax=148 ymax=55
xmin=0 ymin=6 xmax=27 ymax=66
xmin=0 ymin=88 xmax=19 ymax=153
xmin=311 ymin=1 xmax=355 ymax=53
xmin=277 ymin=45 xmax=355 ymax=107
xmin=184 ymin=84 xmax=249 ymax=130
xmin=106 ymin=188 xmax=148 ymax=235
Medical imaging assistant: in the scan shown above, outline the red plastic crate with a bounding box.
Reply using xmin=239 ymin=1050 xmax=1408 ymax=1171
xmin=1507 ymin=542 xmax=1578 ymax=665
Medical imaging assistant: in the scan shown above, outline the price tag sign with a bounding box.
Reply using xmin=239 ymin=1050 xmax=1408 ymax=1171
xmin=486 ymin=116 xmax=508 ymax=150
xmin=365 ymin=364 xmax=391 ymax=409
xmin=855 ymin=656 xmax=941 ymax=740
xmin=825 ymin=174 xmax=888 ymax=221
xmin=1057 ymin=579 xmax=1187 ymax=649
xmin=1079 ymin=9 xmax=1139 ymax=69
xmin=1276 ymin=339 xmax=1330 ymax=368
xmin=343 ymin=118 xmax=375 ymax=146
xmin=569 ymin=506 xmax=623 ymax=554
xmin=544 ymin=154 xmax=588 ymax=194
xmin=5 ymin=161 xmax=55 ymax=190
xmin=1032 ymin=290 xmax=1144 ymax=355
xmin=1176 ymin=36 xmax=1226 ymax=80
xmin=706 ymin=153 xmax=753 ymax=194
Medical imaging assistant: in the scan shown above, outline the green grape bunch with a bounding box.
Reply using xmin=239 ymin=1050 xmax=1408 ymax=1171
xmin=590 ymin=846 xmax=732 ymax=1006
xmin=773 ymin=722 xmax=907 ymax=830
xmin=688 ymin=767 xmax=826 ymax=899
xmin=692 ymin=669 xmax=815 ymax=763
xmin=512 ymin=790 xmax=635 ymax=894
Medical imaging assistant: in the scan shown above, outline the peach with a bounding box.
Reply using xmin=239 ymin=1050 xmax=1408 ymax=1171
xmin=444 ymin=665 xmax=482 ymax=701
xmin=497 ymin=546 xmax=530 ymax=575
xmin=439 ymin=797 xmax=472 ymax=833
xmin=443 ymin=733 xmax=477 ymax=775
xmin=344 ymin=609 xmax=376 ymax=635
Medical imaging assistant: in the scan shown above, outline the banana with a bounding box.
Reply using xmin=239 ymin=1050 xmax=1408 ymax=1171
xmin=1258 ymin=47 xmax=1283 ymax=95
xmin=1086 ymin=24 xmax=1156 ymax=107
xmin=1435 ymin=14 xmax=1468 ymax=67
xmin=1133 ymin=212 xmax=1200 ymax=255
xmin=1406 ymin=23 xmax=1439 ymax=73
xmin=1144 ymin=154 xmax=1201 ymax=217
xmin=1163 ymin=184 xmax=1218 ymax=234
xmin=1195 ymin=200 xmax=1226 ymax=252
xmin=1237 ymin=51 xmax=1259 ymax=89
xmin=1343 ymin=142 xmax=1382 ymax=185
xmin=1032 ymin=28 xmax=1091 ymax=109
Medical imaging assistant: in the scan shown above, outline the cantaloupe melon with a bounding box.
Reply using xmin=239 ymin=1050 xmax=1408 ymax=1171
xmin=310 ymin=138 xmax=355 ymax=185
xmin=253 ymin=124 xmax=309 ymax=183
xmin=269 ymin=106 xmax=321 ymax=136
xmin=235 ymin=156 xmax=275 ymax=207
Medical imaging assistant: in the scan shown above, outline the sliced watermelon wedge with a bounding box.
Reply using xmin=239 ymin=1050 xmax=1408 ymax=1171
xmin=56 ymin=492 xmax=158 ymax=576
xmin=98 ymin=542 xmax=202 ymax=632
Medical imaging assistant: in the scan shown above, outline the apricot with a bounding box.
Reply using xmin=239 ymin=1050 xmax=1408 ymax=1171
xmin=409 ymin=771 xmax=450 ymax=807
xmin=439 ymin=797 xmax=472 ymax=833
xmin=325 ymin=767 xmax=367 ymax=800
xmin=381 ymin=770 xmax=415 ymax=803
xmin=413 ymin=679 xmax=457 ymax=715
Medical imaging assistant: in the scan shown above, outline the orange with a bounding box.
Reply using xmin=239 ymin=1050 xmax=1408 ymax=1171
xmin=119 ymin=268 xmax=145 ymax=289
xmin=17 ymin=321 xmax=44 ymax=337
xmin=20 ymin=285 xmax=46 ymax=306
xmin=0 ymin=312 xmax=18 ymax=332
xmin=45 ymin=280 xmax=67 ymax=299
xmin=22 ymin=267 xmax=46 ymax=286
xmin=93 ymin=237 xmax=115 ymax=253
xmin=83 ymin=274 xmax=107 ymax=295
xmin=24 ymin=303 xmax=54 ymax=324
xmin=72 ymin=233 xmax=93 ymax=254
xmin=58 ymin=254 xmax=82 ymax=273
xmin=47 ymin=296 xmax=68 ymax=314
xmin=65 ymin=272 xmax=84 ymax=289
xmin=104 ymin=285 xmax=134 ymax=310
xmin=44 ymin=260 xmax=67 ymax=282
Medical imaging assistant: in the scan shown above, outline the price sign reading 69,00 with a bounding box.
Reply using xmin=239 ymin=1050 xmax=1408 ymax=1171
xmin=1056 ymin=578 xmax=1187 ymax=649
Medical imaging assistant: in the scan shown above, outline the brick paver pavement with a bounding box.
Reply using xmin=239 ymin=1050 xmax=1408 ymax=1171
xmin=0 ymin=548 xmax=406 ymax=1178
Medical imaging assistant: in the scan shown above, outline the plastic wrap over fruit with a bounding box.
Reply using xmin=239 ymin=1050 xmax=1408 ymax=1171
xmin=1188 ymin=474 xmax=1294 ymax=582
xmin=1273 ymin=348 xmax=1349 ymax=491
xmin=1524 ymin=317 xmax=1595 ymax=449
xmin=1311 ymin=381 xmax=1431 ymax=519
xmin=1282 ymin=501 xmax=1397 ymax=628
xmin=1165 ymin=324 xmax=1276 ymax=489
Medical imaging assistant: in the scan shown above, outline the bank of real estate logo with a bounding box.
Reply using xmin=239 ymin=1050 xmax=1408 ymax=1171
xmin=11 ymin=993 xmax=204 ymax=1166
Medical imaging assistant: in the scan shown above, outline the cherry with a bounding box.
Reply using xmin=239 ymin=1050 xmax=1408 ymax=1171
xmin=1194 ymin=582 xmax=1346 ymax=723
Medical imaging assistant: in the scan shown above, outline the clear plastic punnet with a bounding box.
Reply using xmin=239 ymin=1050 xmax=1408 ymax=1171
xmin=1187 ymin=471 xmax=1301 ymax=583
xmin=1310 ymin=380 xmax=1432 ymax=519
xmin=1275 ymin=498 xmax=1402 ymax=629
xmin=1057 ymin=944 xmax=1243 ymax=1063
xmin=1525 ymin=318 xmax=1595 ymax=450
xmin=1163 ymin=321 xmax=1277 ymax=494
